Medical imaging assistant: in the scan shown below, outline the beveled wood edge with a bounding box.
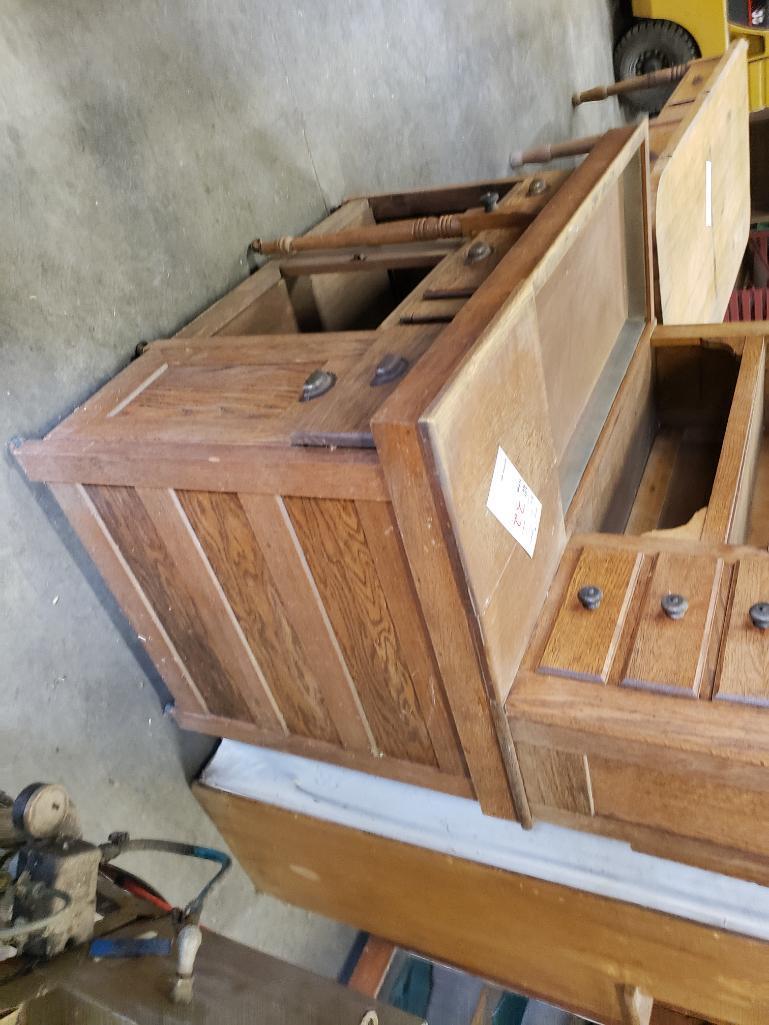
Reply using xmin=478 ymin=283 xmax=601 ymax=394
xmin=12 ymin=439 xmax=389 ymax=500
xmin=176 ymin=710 xmax=474 ymax=799
xmin=507 ymin=668 xmax=769 ymax=791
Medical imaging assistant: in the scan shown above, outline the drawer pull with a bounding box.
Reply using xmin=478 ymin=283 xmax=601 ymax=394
xmin=749 ymin=602 xmax=769 ymax=631
xmin=480 ymin=190 xmax=499 ymax=212
xmin=370 ymin=354 xmax=409 ymax=386
xmin=300 ymin=369 xmax=336 ymax=402
xmin=577 ymin=585 xmax=603 ymax=611
xmin=661 ymin=592 xmax=688 ymax=620
xmin=465 ymin=240 xmax=493 ymax=264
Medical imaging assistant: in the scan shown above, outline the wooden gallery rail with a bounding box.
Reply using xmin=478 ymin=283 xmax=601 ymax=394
xmin=12 ymin=119 xmax=769 ymax=1022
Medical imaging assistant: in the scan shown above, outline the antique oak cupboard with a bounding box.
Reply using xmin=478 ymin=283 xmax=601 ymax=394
xmin=15 ymin=119 xmax=769 ymax=878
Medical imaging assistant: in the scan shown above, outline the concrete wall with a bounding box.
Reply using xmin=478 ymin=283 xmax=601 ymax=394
xmin=0 ymin=0 xmax=620 ymax=966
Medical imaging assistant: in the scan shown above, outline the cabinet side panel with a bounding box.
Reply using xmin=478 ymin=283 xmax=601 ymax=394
xmin=285 ymin=496 xmax=438 ymax=767
xmin=177 ymin=490 xmax=340 ymax=744
xmin=86 ymin=484 xmax=280 ymax=727
xmin=49 ymin=483 xmax=207 ymax=717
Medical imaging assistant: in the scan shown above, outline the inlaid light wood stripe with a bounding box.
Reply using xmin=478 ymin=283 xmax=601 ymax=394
xmin=106 ymin=363 xmax=168 ymax=418
xmin=53 ymin=483 xmax=207 ymax=714
xmin=165 ymin=489 xmax=289 ymax=734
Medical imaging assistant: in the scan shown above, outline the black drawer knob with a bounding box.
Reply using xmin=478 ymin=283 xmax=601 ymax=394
xmin=661 ymin=593 xmax=688 ymax=620
xmin=577 ymin=585 xmax=602 ymax=611
xmin=480 ymin=191 xmax=499 ymax=212
xmin=749 ymin=602 xmax=769 ymax=630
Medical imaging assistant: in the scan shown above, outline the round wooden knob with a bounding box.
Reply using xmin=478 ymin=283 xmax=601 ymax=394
xmin=577 ymin=585 xmax=602 ymax=611
xmin=661 ymin=593 xmax=688 ymax=620
xmin=749 ymin=602 xmax=769 ymax=630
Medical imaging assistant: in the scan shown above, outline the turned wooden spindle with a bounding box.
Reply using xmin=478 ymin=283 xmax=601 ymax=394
xmin=572 ymin=62 xmax=691 ymax=107
xmin=510 ymin=133 xmax=601 ymax=168
xmin=252 ymin=209 xmax=534 ymax=255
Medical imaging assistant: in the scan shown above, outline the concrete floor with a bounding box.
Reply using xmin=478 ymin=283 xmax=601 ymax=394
xmin=0 ymin=0 xmax=621 ymax=976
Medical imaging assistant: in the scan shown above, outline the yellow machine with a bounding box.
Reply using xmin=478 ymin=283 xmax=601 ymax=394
xmin=618 ymin=0 xmax=769 ymax=109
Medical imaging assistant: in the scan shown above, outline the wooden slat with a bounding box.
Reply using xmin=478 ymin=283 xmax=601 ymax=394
xmin=347 ymin=937 xmax=396 ymax=998
xmin=516 ymin=743 xmax=593 ymax=815
xmin=238 ymin=493 xmax=373 ymax=753
xmin=702 ymin=338 xmax=765 ymax=543
xmin=177 ymin=490 xmax=339 ymax=743
xmin=590 ymin=755 xmax=769 ymax=858
xmin=277 ymin=242 xmax=457 ymax=276
xmin=194 ymin=787 xmax=769 ymax=1025
xmin=285 ymin=496 xmax=438 ymax=766
xmin=176 ymin=260 xmax=285 ymax=337
xmin=540 ymin=547 xmax=641 ymax=683
xmin=179 ymin=711 xmax=471 ymax=798
xmin=86 ymin=484 xmax=280 ymax=727
xmin=49 ymin=483 xmax=207 ymax=716
xmin=356 ymin=499 xmax=465 ymax=776
xmin=16 ymin=438 xmax=388 ymax=499
xmin=716 ymin=556 xmax=769 ymax=706
xmin=213 ymin=278 xmax=298 ymax=335
xmin=622 ymin=552 xmax=722 ymax=698
xmin=624 ymin=429 xmax=680 ymax=535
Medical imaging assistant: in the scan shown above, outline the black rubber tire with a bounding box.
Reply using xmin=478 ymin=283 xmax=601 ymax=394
xmin=613 ymin=19 xmax=699 ymax=114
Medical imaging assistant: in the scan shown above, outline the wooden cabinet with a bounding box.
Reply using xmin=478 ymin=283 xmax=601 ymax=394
xmin=15 ymin=113 xmax=769 ymax=873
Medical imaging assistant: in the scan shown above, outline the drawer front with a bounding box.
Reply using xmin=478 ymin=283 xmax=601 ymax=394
xmin=539 ymin=546 xmax=641 ymax=683
xmin=716 ymin=556 xmax=769 ymax=705
xmin=622 ymin=552 xmax=723 ymax=697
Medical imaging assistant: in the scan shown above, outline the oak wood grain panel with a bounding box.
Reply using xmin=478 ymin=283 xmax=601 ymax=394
xmin=86 ymin=484 xmax=280 ymax=727
xmin=425 ymin=289 xmax=565 ymax=704
xmin=285 ymin=496 xmax=437 ymax=766
xmin=590 ymin=756 xmax=769 ymax=858
xmin=535 ymin=180 xmax=629 ymax=461
xmin=356 ymin=499 xmax=465 ymax=776
xmin=154 ymin=333 xmax=373 ymax=367
xmin=716 ymin=556 xmax=769 ymax=705
xmin=196 ymin=787 xmax=769 ymax=1025
xmin=238 ymin=493 xmax=373 ymax=753
xmin=624 ymin=429 xmax=680 ymax=535
xmin=622 ymin=553 xmax=722 ymax=697
xmin=540 ymin=547 xmax=642 ymax=683
xmin=50 ymin=483 xmax=206 ymax=716
xmin=516 ymin=743 xmax=593 ymax=815
xmin=177 ymin=489 xmax=339 ymax=743
xmin=371 ymin=417 xmax=519 ymax=819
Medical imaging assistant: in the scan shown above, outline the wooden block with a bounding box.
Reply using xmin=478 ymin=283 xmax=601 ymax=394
xmin=516 ymin=743 xmax=593 ymax=815
xmin=716 ymin=556 xmax=769 ymax=706
xmin=539 ymin=547 xmax=642 ymax=683
xmin=622 ymin=552 xmax=722 ymax=697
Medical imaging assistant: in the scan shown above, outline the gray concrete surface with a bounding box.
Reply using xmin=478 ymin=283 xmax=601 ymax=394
xmin=0 ymin=0 xmax=621 ymax=976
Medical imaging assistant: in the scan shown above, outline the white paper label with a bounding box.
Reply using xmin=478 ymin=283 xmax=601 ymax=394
xmin=486 ymin=447 xmax=542 ymax=558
